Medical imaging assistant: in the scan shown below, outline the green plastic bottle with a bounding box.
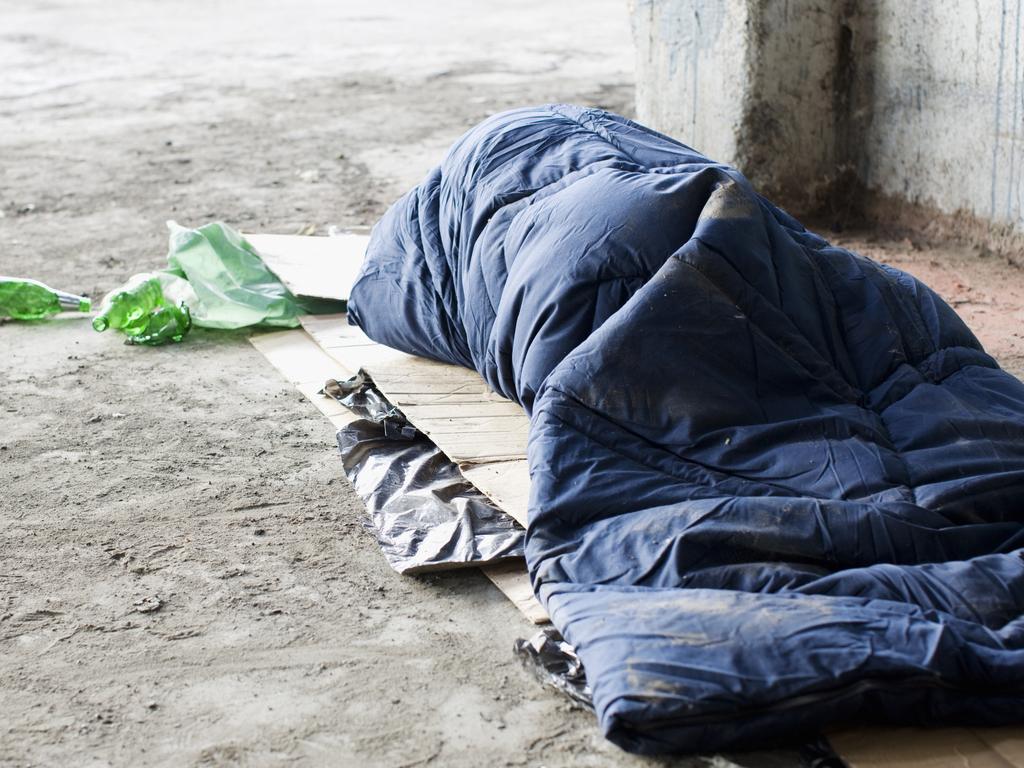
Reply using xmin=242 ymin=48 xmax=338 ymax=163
xmin=124 ymin=302 xmax=192 ymax=346
xmin=92 ymin=274 xmax=192 ymax=345
xmin=0 ymin=276 xmax=91 ymax=320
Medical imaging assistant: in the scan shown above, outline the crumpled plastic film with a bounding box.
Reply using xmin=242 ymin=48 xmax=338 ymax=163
xmin=164 ymin=220 xmax=345 ymax=329
xmin=326 ymin=373 xmax=525 ymax=574
xmin=513 ymin=627 xmax=593 ymax=708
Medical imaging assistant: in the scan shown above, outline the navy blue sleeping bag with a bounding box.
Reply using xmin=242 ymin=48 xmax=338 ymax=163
xmin=348 ymin=105 xmax=1024 ymax=753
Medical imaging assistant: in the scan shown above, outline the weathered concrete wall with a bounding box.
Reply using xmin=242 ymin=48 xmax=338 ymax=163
xmin=631 ymin=1 xmax=750 ymax=164
xmin=861 ymin=0 xmax=1023 ymax=237
xmin=631 ymin=0 xmax=858 ymax=211
xmin=631 ymin=0 xmax=1024 ymax=244
xmin=737 ymin=0 xmax=864 ymax=210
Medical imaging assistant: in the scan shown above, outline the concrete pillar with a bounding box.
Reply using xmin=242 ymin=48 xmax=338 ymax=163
xmin=630 ymin=0 xmax=1023 ymax=247
xmin=861 ymin=0 xmax=1023 ymax=243
xmin=631 ymin=0 xmax=861 ymax=213
xmin=630 ymin=1 xmax=752 ymax=170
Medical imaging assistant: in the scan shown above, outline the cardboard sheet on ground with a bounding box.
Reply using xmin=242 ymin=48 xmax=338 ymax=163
xmin=250 ymin=328 xmax=546 ymax=623
xmin=300 ymin=313 xmax=532 ymax=525
xmin=249 ymin=237 xmax=530 ymax=528
xmin=831 ymin=727 xmax=1024 ymax=768
xmin=246 ymin=232 xmax=370 ymax=301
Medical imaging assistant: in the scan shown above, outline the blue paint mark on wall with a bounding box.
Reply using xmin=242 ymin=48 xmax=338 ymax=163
xmin=992 ymin=0 xmax=1008 ymax=220
xmin=692 ymin=6 xmax=701 ymax=141
xmin=1007 ymin=0 xmax=1022 ymax=223
xmin=1003 ymin=0 xmax=1019 ymax=221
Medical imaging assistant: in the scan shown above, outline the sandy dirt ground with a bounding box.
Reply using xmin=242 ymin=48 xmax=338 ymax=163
xmin=2 ymin=2 xmax=1022 ymax=767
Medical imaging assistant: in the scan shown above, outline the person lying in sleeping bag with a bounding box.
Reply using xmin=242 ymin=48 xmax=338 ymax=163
xmin=348 ymin=104 xmax=1024 ymax=754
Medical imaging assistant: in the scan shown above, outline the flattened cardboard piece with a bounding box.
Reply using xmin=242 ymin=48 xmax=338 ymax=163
xmin=249 ymin=329 xmax=358 ymax=429
xmin=830 ymin=726 xmax=1024 ymax=768
xmin=976 ymin=729 xmax=1024 ymax=767
xmin=481 ymin=561 xmax=548 ymax=625
xmin=249 ymin=328 xmax=547 ymax=623
xmin=463 ymin=460 xmax=530 ymax=529
xmin=245 ymin=233 xmax=370 ymax=301
xmin=300 ymin=314 xmax=531 ymax=468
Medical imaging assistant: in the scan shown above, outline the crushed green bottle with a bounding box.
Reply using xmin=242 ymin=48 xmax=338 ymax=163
xmin=92 ymin=274 xmax=192 ymax=345
xmin=125 ymin=302 xmax=192 ymax=345
xmin=0 ymin=277 xmax=91 ymax=320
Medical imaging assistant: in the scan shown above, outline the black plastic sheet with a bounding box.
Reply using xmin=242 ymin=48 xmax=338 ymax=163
xmin=799 ymin=737 xmax=848 ymax=768
xmin=326 ymin=373 xmax=525 ymax=574
xmin=513 ymin=628 xmax=592 ymax=708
